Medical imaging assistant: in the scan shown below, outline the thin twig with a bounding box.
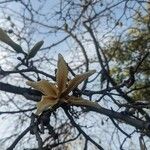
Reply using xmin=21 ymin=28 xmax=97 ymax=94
xmin=64 ymin=108 xmax=104 ymax=150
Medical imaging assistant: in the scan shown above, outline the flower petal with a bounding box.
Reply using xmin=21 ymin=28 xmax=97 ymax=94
xmin=67 ymin=96 xmax=99 ymax=109
xmin=67 ymin=96 xmax=86 ymax=102
xmin=36 ymin=96 xmax=58 ymax=115
xmin=26 ymin=80 xmax=58 ymax=97
xmin=56 ymin=54 xmax=68 ymax=94
xmin=62 ymin=70 xmax=96 ymax=96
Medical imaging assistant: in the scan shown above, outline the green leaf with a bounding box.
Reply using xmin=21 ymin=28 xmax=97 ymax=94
xmin=0 ymin=28 xmax=23 ymax=53
xmin=27 ymin=41 xmax=44 ymax=59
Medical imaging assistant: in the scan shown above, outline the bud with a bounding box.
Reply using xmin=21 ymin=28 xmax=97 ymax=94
xmin=27 ymin=41 xmax=44 ymax=59
xmin=0 ymin=28 xmax=23 ymax=53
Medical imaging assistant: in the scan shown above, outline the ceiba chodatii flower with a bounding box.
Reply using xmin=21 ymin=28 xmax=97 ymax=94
xmin=26 ymin=54 xmax=95 ymax=115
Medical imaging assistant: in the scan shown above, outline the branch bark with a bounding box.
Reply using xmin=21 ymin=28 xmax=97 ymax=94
xmin=67 ymin=98 xmax=150 ymax=132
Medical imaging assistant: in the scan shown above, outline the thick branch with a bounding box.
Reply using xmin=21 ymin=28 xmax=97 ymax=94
xmin=67 ymin=98 xmax=150 ymax=132
xmin=0 ymin=82 xmax=41 ymax=102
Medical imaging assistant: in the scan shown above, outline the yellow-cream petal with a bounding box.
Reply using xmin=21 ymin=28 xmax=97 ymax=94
xmin=26 ymin=80 xmax=58 ymax=97
xmin=36 ymin=96 xmax=58 ymax=115
xmin=56 ymin=54 xmax=68 ymax=94
xmin=61 ymin=70 xmax=96 ymax=96
xmin=67 ymin=96 xmax=100 ymax=109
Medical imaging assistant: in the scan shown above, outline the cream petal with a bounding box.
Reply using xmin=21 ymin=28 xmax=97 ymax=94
xmin=56 ymin=54 xmax=69 ymax=94
xmin=67 ymin=96 xmax=85 ymax=102
xmin=67 ymin=96 xmax=99 ymax=109
xmin=61 ymin=70 xmax=96 ymax=96
xmin=35 ymin=96 xmax=58 ymax=115
xmin=26 ymin=80 xmax=58 ymax=97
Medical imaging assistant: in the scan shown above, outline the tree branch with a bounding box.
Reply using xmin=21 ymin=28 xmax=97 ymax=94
xmin=67 ymin=98 xmax=150 ymax=132
xmin=64 ymin=108 xmax=104 ymax=150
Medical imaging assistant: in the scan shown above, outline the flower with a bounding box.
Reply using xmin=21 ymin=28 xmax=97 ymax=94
xmin=26 ymin=54 xmax=96 ymax=115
